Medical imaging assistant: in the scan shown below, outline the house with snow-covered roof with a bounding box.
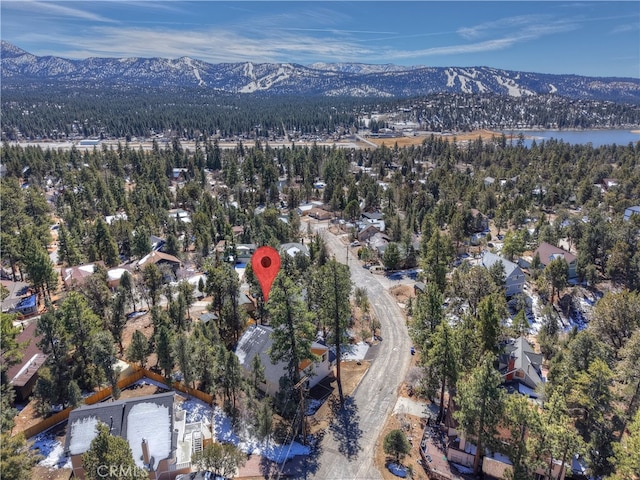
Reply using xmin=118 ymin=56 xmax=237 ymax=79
xmin=64 ymin=392 xmax=210 ymax=480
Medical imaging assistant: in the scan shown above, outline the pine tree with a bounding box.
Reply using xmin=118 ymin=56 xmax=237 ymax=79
xmin=267 ymin=275 xmax=315 ymax=403
xmin=127 ymin=330 xmax=149 ymax=368
xmin=315 ymin=259 xmax=352 ymax=406
xmin=454 ymin=355 xmax=505 ymax=475
xmin=82 ymin=423 xmax=140 ymax=480
xmin=383 ymin=429 xmax=411 ymax=465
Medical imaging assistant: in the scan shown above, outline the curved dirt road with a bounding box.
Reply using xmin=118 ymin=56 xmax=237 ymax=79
xmin=307 ymin=224 xmax=412 ymax=479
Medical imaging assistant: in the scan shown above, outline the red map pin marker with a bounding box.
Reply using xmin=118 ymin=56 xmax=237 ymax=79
xmin=251 ymin=246 xmax=281 ymax=303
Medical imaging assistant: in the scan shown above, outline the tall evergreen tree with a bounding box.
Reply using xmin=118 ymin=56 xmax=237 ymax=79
xmin=454 ymin=355 xmax=505 ymax=475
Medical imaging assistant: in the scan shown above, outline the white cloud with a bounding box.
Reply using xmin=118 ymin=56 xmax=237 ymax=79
xmin=5 ymin=0 xmax=115 ymax=23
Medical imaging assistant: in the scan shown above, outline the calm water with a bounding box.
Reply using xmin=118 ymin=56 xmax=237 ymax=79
xmin=501 ymin=129 xmax=640 ymax=148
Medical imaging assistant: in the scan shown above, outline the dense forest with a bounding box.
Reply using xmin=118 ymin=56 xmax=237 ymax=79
xmin=3 ymin=90 xmax=640 ymax=141
xmin=1 ymin=123 xmax=640 ymax=479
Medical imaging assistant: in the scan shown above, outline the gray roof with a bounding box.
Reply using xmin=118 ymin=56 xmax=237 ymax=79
xmin=235 ymin=325 xmax=325 ymax=389
xmin=481 ymin=251 xmax=521 ymax=278
xmin=235 ymin=325 xmax=287 ymax=388
xmin=504 ymin=336 xmax=544 ymax=389
xmin=279 ymin=243 xmax=310 ymax=258
xmin=624 ymin=205 xmax=640 ymax=221
xmin=362 ymin=212 xmax=384 ymax=221
xmin=65 ymin=392 xmax=175 ymax=459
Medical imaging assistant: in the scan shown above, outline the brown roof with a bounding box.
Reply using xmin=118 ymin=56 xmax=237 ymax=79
xmin=4 ymin=321 xmax=49 ymax=386
xmin=533 ymin=242 xmax=577 ymax=265
xmin=137 ymin=250 xmax=181 ymax=268
xmin=63 ymin=262 xmax=105 ymax=286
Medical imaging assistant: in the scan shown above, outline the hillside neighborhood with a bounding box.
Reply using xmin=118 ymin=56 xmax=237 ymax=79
xmin=1 ymin=125 xmax=639 ymax=480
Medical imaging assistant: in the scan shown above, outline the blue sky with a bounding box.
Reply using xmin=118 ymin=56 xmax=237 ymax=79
xmin=2 ymin=1 xmax=639 ymax=78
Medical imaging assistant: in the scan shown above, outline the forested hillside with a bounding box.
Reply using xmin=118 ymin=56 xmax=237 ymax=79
xmin=1 ymin=131 xmax=639 ymax=479
xmin=3 ymin=91 xmax=640 ymax=141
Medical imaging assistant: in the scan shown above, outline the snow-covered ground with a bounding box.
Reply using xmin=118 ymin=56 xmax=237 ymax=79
xmin=31 ymin=433 xmax=71 ymax=469
xmin=212 ymin=406 xmax=310 ymax=463
xmin=32 ymin=380 xmax=314 ymax=472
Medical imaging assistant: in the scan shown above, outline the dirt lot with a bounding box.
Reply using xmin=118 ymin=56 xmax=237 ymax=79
xmin=367 ymin=129 xmax=505 ymax=148
xmin=308 ymin=360 xmax=371 ymax=435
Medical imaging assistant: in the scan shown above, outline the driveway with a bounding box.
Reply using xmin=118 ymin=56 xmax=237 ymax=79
xmin=304 ymin=222 xmax=413 ymax=479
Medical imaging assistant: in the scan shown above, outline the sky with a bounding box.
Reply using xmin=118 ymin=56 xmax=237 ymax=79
xmin=2 ymin=1 xmax=639 ymax=78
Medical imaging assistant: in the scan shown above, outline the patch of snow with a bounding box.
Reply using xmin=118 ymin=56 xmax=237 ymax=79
xmin=212 ymin=406 xmax=310 ymax=462
xmin=178 ymin=398 xmax=212 ymax=425
xmin=127 ymin=402 xmax=171 ymax=469
xmin=68 ymin=416 xmax=99 ymax=455
xmin=445 ymin=69 xmax=456 ymax=87
xmin=31 ymin=433 xmax=71 ymax=468
xmin=133 ymin=377 xmax=170 ymax=390
xmin=549 ymin=83 xmax=557 ymax=93
xmin=305 ymin=398 xmax=324 ymax=416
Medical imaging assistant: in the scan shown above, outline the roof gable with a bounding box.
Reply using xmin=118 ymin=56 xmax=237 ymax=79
xmin=481 ymin=252 xmax=521 ymax=278
xmin=534 ymin=242 xmax=577 ymax=265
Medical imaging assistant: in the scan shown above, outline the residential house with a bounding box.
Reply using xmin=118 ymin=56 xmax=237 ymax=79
xmin=62 ymin=262 xmax=105 ymax=290
xmin=484 ymin=176 xmax=496 ymax=187
xmin=280 ymin=242 xmax=310 ymax=258
xmin=137 ymin=251 xmax=181 ymax=271
xmin=623 ymin=205 xmax=640 ymax=222
xmin=106 ymin=267 xmax=134 ymax=290
xmin=499 ymin=336 xmax=544 ymax=397
xmin=533 ymin=242 xmax=578 ymax=279
xmin=296 ymin=204 xmax=314 ymax=216
xmin=13 ymin=294 xmax=38 ymax=317
xmin=0 ymin=280 xmax=32 ymax=313
xmin=150 ymin=235 xmax=166 ymax=252
xmin=105 ymin=211 xmax=128 ymax=226
xmin=235 ymin=325 xmax=331 ymax=397
xmin=357 ymin=225 xmax=380 ymax=243
xmin=171 ymin=168 xmax=189 ymax=182
xmin=167 ymin=208 xmax=191 ymax=224
xmin=601 ymin=178 xmax=618 ymax=191
xmin=309 ymin=207 xmax=332 ymax=221
xmin=360 ymin=211 xmax=385 ymax=232
xmin=481 ymin=252 xmax=525 ymax=297
xmin=444 ymin=402 xmax=568 ymax=480
xmin=469 ymin=209 xmax=489 ymax=233
xmin=369 ymin=232 xmax=391 ymax=257
xmin=3 ymin=321 xmax=49 ymax=402
xmin=235 ymin=244 xmax=257 ymax=263
xmin=65 ymin=392 xmax=210 ymax=480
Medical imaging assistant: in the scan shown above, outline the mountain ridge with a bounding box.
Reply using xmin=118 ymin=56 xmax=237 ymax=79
xmin=2 ymin=41 xmax=639 ymax=102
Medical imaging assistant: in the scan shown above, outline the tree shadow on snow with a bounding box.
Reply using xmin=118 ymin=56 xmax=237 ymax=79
xmin=328 ymin=396 xmax=363 ymax=460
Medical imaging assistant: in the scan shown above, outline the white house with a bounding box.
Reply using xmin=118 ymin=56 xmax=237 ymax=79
xmin=481 ymin=251 xmax=525 ymax=297
xmin=235 ymin=325 xmax=331 ymax=397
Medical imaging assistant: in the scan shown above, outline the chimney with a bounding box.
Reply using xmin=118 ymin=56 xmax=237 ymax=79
xmin=141 ymin=438 xmax=150 ymax=465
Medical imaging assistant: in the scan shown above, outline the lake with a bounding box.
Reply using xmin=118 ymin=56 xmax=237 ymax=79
xmin=501 ymin=129 xmax=640 ymax=148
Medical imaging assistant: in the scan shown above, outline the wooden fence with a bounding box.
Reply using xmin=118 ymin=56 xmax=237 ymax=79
xmin=17 ymin=363 xmax=213 ymax=439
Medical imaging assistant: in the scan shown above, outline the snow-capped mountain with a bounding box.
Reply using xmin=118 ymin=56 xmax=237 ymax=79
xmin=2 ymin=41 xmax=639 ymax=103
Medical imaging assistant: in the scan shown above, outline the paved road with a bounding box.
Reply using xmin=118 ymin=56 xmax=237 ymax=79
xmin=306 ymin=222 xmax=413 ymax=480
